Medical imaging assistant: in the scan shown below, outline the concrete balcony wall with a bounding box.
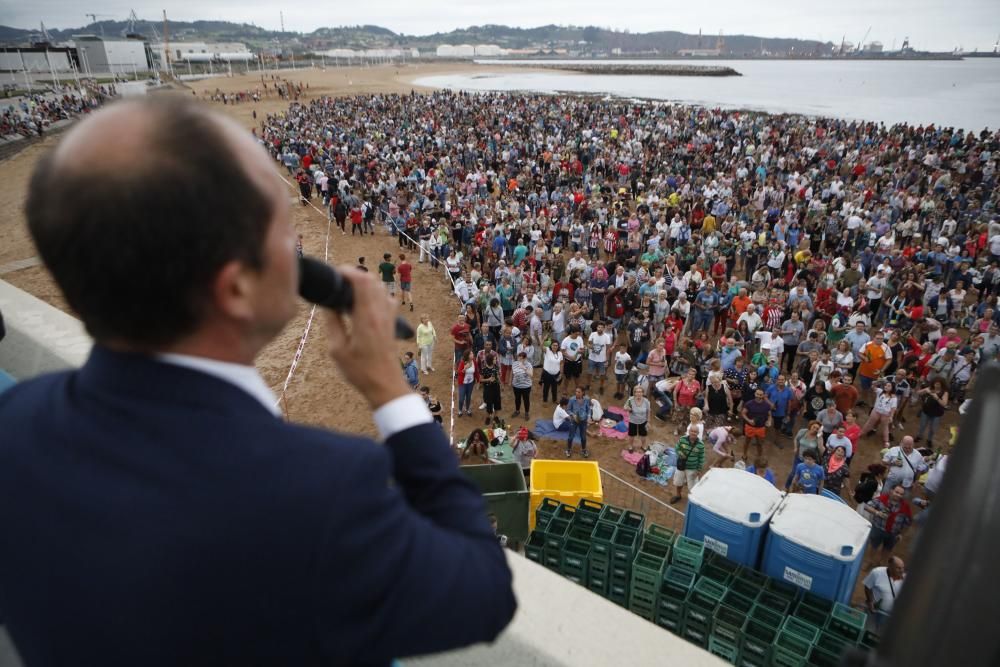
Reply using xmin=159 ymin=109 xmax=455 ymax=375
xmin=0 ymin=279 xmax=91 ymax=381
xmin=410 ymin=552 xmax=725 ymax=667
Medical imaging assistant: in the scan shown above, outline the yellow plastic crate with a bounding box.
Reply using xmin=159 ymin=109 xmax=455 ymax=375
xmin=529 ymin=460 xmax=603 ymax=530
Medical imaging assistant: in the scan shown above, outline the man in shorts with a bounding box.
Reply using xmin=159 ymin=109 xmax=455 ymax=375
xmin=560 ymin=327 xmax=585 ymax=389
xmin=740 ymin=388 xmax=774 ymax=460
xmin=670 ymin=425 xmax=705 ymax=505
xmin=587 ymin=321 xmax=614 ymax=395
xmin=378 ymin=252 xmax=396 ymax=296
xmin=397 ymin=253 xmax=414 ymax=311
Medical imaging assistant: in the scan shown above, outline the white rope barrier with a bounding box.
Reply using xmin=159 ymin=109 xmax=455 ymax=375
xmin=272 ymin=169 xmax=464 ymax=446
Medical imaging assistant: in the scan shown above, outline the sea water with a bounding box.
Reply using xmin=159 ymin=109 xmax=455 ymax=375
xmin=415 ymin=58 xmax=1000 ymax=132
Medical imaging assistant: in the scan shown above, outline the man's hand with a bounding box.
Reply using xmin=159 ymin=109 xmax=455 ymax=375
xmin=323 ymin=266 xmax=411 ymax=409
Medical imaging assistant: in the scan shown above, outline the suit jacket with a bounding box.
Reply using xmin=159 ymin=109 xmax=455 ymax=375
xmin=0 ymin=347 xmax=515 ymax=666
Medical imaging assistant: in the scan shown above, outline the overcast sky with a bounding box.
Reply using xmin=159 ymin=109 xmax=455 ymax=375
xmin=4 ymin=0 xmax=999 ymax=52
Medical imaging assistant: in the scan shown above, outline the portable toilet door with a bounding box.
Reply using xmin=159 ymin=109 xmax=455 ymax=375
xmin=762 ymin=493 xmax=872 ymax=604
xmin=683 ymin=468 xmax=785 ymax=568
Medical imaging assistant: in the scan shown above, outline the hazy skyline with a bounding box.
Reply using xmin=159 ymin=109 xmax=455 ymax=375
xmin=3 ymin=0 xmax=1000 ymax=52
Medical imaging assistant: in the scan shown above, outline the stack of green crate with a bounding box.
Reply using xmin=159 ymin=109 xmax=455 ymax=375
xmin=739 ymin=616 xmax=778 ymax=667
xmin=559 ymin=536 xmax=591 ymax=585
xmin=772 ymin=616 xmax=821 ymax=667
xmin=628 ymin=539 xmax=668 ymax=621
xmin=657 ymin=564 xmax=696 ymax=633
xmin=683 ymin=576 xmax=726 ymax=648
xmin=645 ymin=523 xmax=678 ymax=548
xmin=587 ymin=520 xmax=617 ymax=597
xmin=541 ymin=507 xmax=575 ymax=571
xmin=708 ymin=603 xmax=744 ymax=664
xmin=534 ymin=497 xmax=562 ymax=530
xmin=825 ymin=602 xmax=867 ymax=645
xmin=524 ymin=530 xmax=546 ymax=565
xmin=574 ymin=498 xmax=605 ymax=531
xmin=672 ymin=535 xmax=706 ymax=571
xmin=609 ymin=525 xmax=639 ymax=606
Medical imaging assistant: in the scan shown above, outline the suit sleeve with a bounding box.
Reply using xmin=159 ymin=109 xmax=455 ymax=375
xmin=312 ymin=423 xmax=516 ymax=663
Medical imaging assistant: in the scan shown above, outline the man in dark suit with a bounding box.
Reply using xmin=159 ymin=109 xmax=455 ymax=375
xmin=0 ymin=97 xmax=515 ymax=666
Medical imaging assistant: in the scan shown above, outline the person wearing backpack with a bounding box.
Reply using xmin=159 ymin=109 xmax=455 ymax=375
xmin=670 ymin=425 xmax=705 ymax=505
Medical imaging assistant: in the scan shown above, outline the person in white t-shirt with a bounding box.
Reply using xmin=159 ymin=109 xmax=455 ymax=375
xmin=612 ymin=344 xmax=632 ymax=400
xmin=863 ymin=557 xmax=905 ymax=630
xmin=587 ymin=322 xmax=614 ymax=395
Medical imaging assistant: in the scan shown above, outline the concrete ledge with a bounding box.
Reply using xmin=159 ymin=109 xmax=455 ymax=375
xmin=409 ymin=552 xmax=725 ymax=666
xmin=0 ymin=279 xmax=91 ymax=380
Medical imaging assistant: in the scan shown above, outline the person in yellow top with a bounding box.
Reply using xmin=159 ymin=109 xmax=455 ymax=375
xmin=416 ymin=314 xmax=438 ymax=375
xmin=857 ymin=330 xmax=891 ymax=394
xmin=794 ymin=249 xmax=813 ymax=266
xmin=702 ymin=213 xmax=717 ymax=234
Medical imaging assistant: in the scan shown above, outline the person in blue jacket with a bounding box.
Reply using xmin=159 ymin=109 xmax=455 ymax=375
xmin=0 ymin=97 xmax=515 ymax=667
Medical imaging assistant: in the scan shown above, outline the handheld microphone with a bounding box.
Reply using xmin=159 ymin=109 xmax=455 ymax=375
xmin=298 ymin=256 xmax=415 ymax=340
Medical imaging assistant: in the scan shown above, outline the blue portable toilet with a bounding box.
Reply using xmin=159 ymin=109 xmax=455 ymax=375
xmin=762 ymin=493 xmax=871 ymax=604
xmin=683 ymin=468 xmax=784 ymax=568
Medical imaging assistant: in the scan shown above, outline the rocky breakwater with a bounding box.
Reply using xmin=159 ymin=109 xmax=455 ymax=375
xmin=526 ymin=63 xmax=741 ymax=77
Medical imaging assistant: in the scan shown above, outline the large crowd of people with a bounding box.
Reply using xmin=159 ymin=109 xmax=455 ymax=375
xmin=258 ymin=88 xmax=997 ymax=617
xmin=1 ymin=84 xmax=115 ymax=138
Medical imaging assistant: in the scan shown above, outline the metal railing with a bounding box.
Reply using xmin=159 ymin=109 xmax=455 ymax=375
xmin=599 ymin=467 xmax=686 ymax=533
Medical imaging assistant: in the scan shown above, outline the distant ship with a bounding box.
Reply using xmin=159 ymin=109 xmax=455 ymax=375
xmin=964 ymin=34 xmax=1000 ymax=58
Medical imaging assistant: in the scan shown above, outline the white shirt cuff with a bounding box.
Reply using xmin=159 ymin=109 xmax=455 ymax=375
xmin=373 ymin=393 xmax=434 ymax=441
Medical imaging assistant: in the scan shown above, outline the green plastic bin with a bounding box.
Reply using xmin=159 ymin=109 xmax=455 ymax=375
xmin=646 ymin=523 xmax=678 ymax=547
xmin=772 ymin=629 xmax=812 ymax=667
xmin=740 ymin=618 xmax=777 ymax=665
xmin=524 ymin=530 xmax=545 ymax=564
xmin=826 ymin=603 xmax=867 ymax=643
xmin=574 ymin=498 xmax=605 ymax=530
xmin=672 ymin=535 xmax=706 ymax=570
xmin=712 ymin=604 xmax=745 ymax=645
xmin=461 ymin=463 xmax=530 ymax=544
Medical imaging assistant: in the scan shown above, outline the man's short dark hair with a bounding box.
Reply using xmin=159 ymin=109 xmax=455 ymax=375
xmin=26 ymin=97 xmax=273 ymax=347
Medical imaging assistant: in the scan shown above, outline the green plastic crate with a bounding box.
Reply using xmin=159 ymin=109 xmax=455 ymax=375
xmin=816 ymin=630 xmax=849 ymax=654
xmin=682 ymin=622 xmax=710 ymax=648
xmin=672 ymin=535 xmax=706 ymax=570
xmin=629 ymin=586 xmax=658 ymax=616
xmin=730 ymin=577 xmax=763 ymax=601
xmin=749 ymin=602 xmax=784 ymax=630
xmin=598 ymin=504 xmax=626 ymax=524
xmin=656 ymin=605 xmax=683 ymax=633
xmin=701 ymin=562 xmax=735 ymax=586
xmin=709 ymin=635 xmax=740 ymax=665
xmin=773 ymin=629 xmax=813 ymax=667
xmin=684 ymin=598 xmax=718 ymax=628
xmin=689 ymin=577 xmax=727 ymax=612
xmin=800 ymin=591 xmax=835 ymax=614
xmin=611 ymin=527 xmax=640 ymax=563
xmin=826 ymin=603 xmax=866 ymax=643
xmin=704 ymin=550 xmax=740 ymax=574
xmin=860 ymin=630 xmax=880 ymax=650
xmin=553 ymin=503 xmax=578 ymax=523
xmin=646 ymin=522 xmax=678 ymax=547
xmin=766 ymin=577 xmax=802 ymax=602
xmin=722 ymin=589 xmax=755 ymax=615
xmin=662 ymin=564 xmax=698 ymax=599
xmin=535 ymin=497 xmax=562 ymax=526
xmin=620 ymin=509 xmax=645 ymax=531
xmin=782 ymin=616 xmax=821 ymax=645
xmin=631 ymin=552 xmax=667 ymax=591
xmin=560 ymin=537 xmax=590 ymax=576
xmin=712 ymin=604 xmax=745 ymax=645
xmin=524 ymin=530 xmax=545 ymax=564
xmin=808 ymin=644 xmax=841 ymax=667
xmin=756 ymin=590 xmax=792 ymax=615
xmin=740 ymin=618 xmax=777 ymax=664
xmin=793 ymin=602 xmax=829 ymax=629
xmin=736 ymin=565 xmax=769 ymax=587
xmin=638 ymin=536 xmax=671 ymax=561
xmin=588 ymin=573 xmax=609 ymax=597
xmin=542 ymin=517 xmax=571 ymax=569
xmin=575 ymin=498 xmax=605 ymax=523
xmin=567 ymin=521 xmax=593 ymax=542
xmin=590 ymin=520 xmax=617 ymax=555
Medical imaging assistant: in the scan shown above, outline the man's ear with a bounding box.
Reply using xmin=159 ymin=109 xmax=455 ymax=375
xmin=212 ymin=260 xmax=256 ymax=322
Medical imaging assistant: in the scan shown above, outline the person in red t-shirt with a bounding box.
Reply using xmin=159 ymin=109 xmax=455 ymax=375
xmin=450 ymin=314 xmax=472 ymax=364
xmin=397 ymin=253 xmax=414 ymax=311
